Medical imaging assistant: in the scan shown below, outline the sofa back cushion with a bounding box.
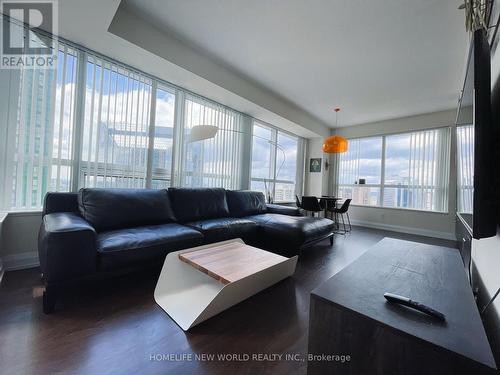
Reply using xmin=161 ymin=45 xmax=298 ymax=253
xmin=78 ymin=188 xmax=176 ymax=232
xmin=226 ymin=190 xmax=267 ymax=217
xmin=168 ymin=188 xmax=229 ymax=222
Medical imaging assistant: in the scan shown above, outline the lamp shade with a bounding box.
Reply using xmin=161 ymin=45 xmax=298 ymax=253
xmin=322 ymin=135 xmax=348 ymax=153
xmin=188 ymin=125 xmax=219 ymax=142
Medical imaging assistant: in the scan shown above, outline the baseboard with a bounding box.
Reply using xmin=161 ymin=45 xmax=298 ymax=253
xmin=350 ymin=219 xmax=456 ymax=241
xmin=3 ymin=251 xmax=39 ymax=271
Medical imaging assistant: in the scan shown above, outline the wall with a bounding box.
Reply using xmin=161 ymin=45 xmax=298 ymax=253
xmin=473 ymin=229 xmax=500 ymax=364
xmin=329 ymin=109 xmax=458 ymax=240
xmin=322 ymin=109 xmax=456 ymax=240
xmin=304 ymin=138 xmax=331 ymax=197
xmin=473 ymin=231 xmax=500 ymax=306
xmin=0 ymin=212 xmax=41 ymax=270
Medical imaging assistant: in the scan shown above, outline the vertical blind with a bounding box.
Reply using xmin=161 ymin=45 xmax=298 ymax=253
xmin=456 ymin=125 xmax=474 ymax=213
xmin=1 ymin=17 xmax=305 ymax=211
xmin=249 ymin=122 xmax=303 ymax=202
xmin=336 ymin=127 xmax=451 ymax=212
xmin=403 ymin=127 xmax=450 ymax=211
xmin=180 ymin=95 xmax=244 ymax=189
xmin=5 ymin=44 xmax=78 ymax=210
xmin=338 ymin=137 xmax=382 ymax=185
xmin=337 ymin=137 xmax=382 ymax=206
xmin=81 ymin=54 xmax=153 ymax=189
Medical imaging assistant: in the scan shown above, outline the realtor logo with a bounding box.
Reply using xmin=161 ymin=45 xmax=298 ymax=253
xmin=1 ymin=0 xmax=58 ymax=68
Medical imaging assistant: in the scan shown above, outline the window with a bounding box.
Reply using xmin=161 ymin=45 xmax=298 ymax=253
xmin=5 ymin=43 xmax=78 ymax=210
xmin=151 ymin=86 xmax=175 ymax=188
xmin=1 ymin=17 xmax=305 ymax=211
xmin=180 ymin=95 xmax=245 ymax=189
xmin=336 ymin=128 xmax=451 ymax=212
xmin=275 ymin=132 xmax=299 ymax=202
xmin=81 ymin=55 xmax=153 ymax=189
xmin=250 ymin=122 xmax=300 ymax=202
xmin=456 ymin=125 xmax=474 ymax=213
xmin=338 ymin=137 xmax=383 ymax=206
xmin=384 ymin=128 xmax=450 ymax=211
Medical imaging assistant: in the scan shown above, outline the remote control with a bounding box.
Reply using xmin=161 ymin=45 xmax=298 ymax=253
xmin=384 ymin=292 xmax=446 ymax=321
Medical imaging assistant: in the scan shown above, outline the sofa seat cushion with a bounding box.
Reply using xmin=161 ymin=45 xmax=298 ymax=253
xmin=186 ymin=218 xmax=259 ymax=244
xmin=96 ymin=223 xmax=203 ymax=270
xmin=245 ymin=214 xmax=335 ymax=254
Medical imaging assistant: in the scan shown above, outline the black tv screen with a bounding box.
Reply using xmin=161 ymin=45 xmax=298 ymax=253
xmin=458 ymin=29 xmax=497 ymax=239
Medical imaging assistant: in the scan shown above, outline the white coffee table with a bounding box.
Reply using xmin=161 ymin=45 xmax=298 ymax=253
xmin=154 ymin=238 xmax=298 ymax=331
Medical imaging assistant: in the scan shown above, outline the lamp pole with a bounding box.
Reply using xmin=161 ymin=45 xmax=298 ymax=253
xmin=188 ymin=126 xmax=287 ymax=203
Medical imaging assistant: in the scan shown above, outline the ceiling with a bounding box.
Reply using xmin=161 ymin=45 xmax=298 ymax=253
xmin=123 ymin=0 xmax=468 ymax=128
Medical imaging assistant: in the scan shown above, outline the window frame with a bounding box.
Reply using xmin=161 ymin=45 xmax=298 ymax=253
xmin=250 ymin=121 xmax=301 ymax=203
xmin=337 ymin=135 xmax=384 ymax=207
xmin=337 ymin=126 xmax=451 ymax=214
xmin=2 ymin=17 xmax=307 ymax=211
xmin=148 ymin=83 xmax=177 ymax=189
xmin=456 ymin=123 xmax=474 ymax=214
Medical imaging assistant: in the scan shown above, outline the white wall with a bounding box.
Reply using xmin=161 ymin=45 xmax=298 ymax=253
xmin=326 ymin=109 xmax=458 ymax=240
xmin=304 ymin=138 xmax=331 ymax=197
xmin=0 ymin=212 xmax=41 ymax=270
xmin=473 ymin=231 xmax=500 ymax=317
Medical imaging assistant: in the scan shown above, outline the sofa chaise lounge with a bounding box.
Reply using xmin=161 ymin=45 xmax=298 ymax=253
xmin=38 ymin=188 xmax=335 ymax=313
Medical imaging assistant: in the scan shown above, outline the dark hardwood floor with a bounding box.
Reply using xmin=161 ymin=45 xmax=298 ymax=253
xmin=0 ymin=227 xmax=457 ymax=375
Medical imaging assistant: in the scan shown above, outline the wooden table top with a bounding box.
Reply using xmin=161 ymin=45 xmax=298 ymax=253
xmin=179 ymin=241 xmax=288 ymax=284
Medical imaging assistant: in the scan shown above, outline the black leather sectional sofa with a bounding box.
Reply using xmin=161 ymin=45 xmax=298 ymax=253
xmin=38 ymin=188 xmax=335 ymax=313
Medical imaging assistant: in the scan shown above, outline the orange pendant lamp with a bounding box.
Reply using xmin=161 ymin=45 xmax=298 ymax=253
xmin=323 ymin=108 xmax=348 ymax=154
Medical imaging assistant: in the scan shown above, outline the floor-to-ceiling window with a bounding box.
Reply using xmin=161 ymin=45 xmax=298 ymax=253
xmin=338 ymin=136 xmax=383 ymax=206
xmin=0 ymin=18 xmax=305 ymax=211
xmin=250 ymin=121 xmax=301 ymax=203
xmin=337 ymin=127 xmax=451 ymax=212
xmin=81 ymin=55 xmax=153 ymax=189
xmin=151 ymin=85 xmax=176 ymax=188
xmin=180 ymin=95 xmax=244 ymax=189
xmin=456 ymin=124 xmax=474 ymax=213
xmin=5 ymin=44 xmax=77 ymax=209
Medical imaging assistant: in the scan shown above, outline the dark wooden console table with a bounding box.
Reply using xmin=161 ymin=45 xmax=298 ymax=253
xmin=308 ymin=238 xmax=497 ymax=375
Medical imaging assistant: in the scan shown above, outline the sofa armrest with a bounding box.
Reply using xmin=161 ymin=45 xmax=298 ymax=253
xmin=38 ymin=212 xmax=97 ymax=284
xmin=266 ymin=204 xmax=303 ymax=216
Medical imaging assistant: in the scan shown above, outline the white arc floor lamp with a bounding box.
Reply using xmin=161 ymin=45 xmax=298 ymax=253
xmin=188 ymin=125 xmax=286 ymax=203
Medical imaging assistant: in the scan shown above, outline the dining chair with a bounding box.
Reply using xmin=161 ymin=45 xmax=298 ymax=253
xmin=328 ymin=198 xmax=352 ymax=234
xmin=295 ymin=195 xmax=303 ymax=209
xmin=301 ymin=196 xmax=323 ymax=217
xmin=320 ymin=197 xmax=337 ymax=220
